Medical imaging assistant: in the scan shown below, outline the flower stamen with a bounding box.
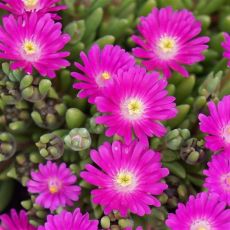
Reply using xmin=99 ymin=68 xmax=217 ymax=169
xmin=22 ymin=40 xmax=38 ymax=55
xmin=23 ymin=0 xmax=39 ymax=10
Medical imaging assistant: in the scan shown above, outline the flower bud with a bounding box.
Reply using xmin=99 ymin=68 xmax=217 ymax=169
xmin=64 ymin=128 xmax=91 ymax=151
xmin=0 ymin=132 xmax=16 ymax=162
xmin=36 ymin=133 xmax=64 ymax=160
xmin=180 ymin=138 xmax=206 ymax=165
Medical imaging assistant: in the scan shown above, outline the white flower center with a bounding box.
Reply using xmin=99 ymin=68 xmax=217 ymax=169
xmin=221 ymin=173 xmax=230 ymax=191
xmin=48 ymin=178 xmax=62 ymax=194
xmin=114 ymin=170 xmax=136 ymax=192
xmin=95 ymin=71 xmax=112 ymax=87
xmin=156 ymin=35 xmax=178 ymax=60
xmin=122 ymin=98 xmax=144 ymax=120
xmin=23 ymin=0 xmax=39 ymax=11
xmin=21 ymin=39 xmax=40 ymax=62
xmin=222 ymin=125 xmax=230 ymax=144
xmin=190 ymin=220 xmax=211 ymax=230
xmin=22 ymin=40 xmax=38 ymax=55
xmin=116 ymin=171 xmax=133 ymax=187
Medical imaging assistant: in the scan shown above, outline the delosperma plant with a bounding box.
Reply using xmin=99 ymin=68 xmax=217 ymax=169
xmin=0 ymin=0 xmax=230 ymax=229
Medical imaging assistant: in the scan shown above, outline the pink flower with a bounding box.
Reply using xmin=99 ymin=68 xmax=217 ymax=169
xmin=166 ymin=192 xmax=230 ymax=230
xmin=199 ymin=96 xmax=230 ymax=152
xmin=0 ymin=13 xmax=70 ymax=78
xmin=72 ymin=44 xmax=135 ymax=104
xmin=0 ymin=0 xmax=66 ymax=20
xmin=38 ymin=208 xmax=98 ymax=230
xmin=203 ymin=151 xmax=230 ymax=205
xmin=81 ymin=141 xmax=169 ymax=217
xmin=132 ymin=7 xmax=209 ymax=78
xmin=27 ymin=161 xmax=81 ymax=211
xmin=95 ymin=66 xmax=177 ymax=144
xmin=222 ymin=33 xmax=230 ymax=67
xmin=0 ymin=209 xmax=36 ymax=230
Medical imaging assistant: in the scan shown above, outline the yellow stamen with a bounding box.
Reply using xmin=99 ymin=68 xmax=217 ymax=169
xmin=22 ymin=40 xmax=37 ymax=55
xmin=101 ymin=72 xmax=111 ymax=80
xmin=23 ymin=0 xmax=38 ymax=9
xmin=48 ymin=179 xmax=61 ymax=194
xmin=158 ymin=37 xmax=176 ymax=53
xmin=127 ymin=99 xmax=143 ymax=116
xmin=226 ymin=176 xmax=230 ymax=185
xmin=116 ymin=172 xmax=133 ymax=187
xmin=49 ymin=185 xmax=59 ymax=194
xmin=197 ymin=227 xmax=207 ymax=230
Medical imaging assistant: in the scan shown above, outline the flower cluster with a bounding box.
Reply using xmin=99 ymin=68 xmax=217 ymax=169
xmin=1 ymin=2 xmax=230 ymax=230
xmin=0 ymin=0 xmax=70 ymax=78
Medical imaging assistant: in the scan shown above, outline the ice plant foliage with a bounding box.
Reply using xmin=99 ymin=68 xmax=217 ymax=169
xmin=81 ymin=141 xmax=169 ymax=217
xmin=203 ymin=151 xmax=230 ymax=206
xmin=0 ymin=209 xmax=36 ymax=230
xmin=95 ymin=66 xmax=177 ymax=144
xmin=38 ymin=208 xmax=98 ymax=230
xmin=166 ymin=192 xmax=230 ymax=230
xmin=72 ymin=44 xmax=135 ymax=104
xmin=27 ymin=161 xmax=81 ymax=211
xmin=0 ymin=13 xmax=70 ymax=78
xmin=199 ymin=96 xmax=230 ymax=151
xmin=0 ymin=0 xmax=66 ymax=20
xmin=132 ymin=7 xmax=210 ymax=78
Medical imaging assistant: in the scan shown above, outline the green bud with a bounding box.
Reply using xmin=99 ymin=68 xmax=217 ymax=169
xmin=2 ymin=62 xmax=10 ymax=75
xmin=100 ymin=216 xmax=111 ymax=229
xmin=64 ymin=20 xmax=85 ymax=44
xmin=163 ymin=162 xmax=186 ymax=179
xmin=36 ymin=133 xmax=64 ymax=160
xmin=177 ymin=184 xmax=188 ymax=201
xmin=166 ymin=84 xmax=176 ymax=96
xmin=158 ymin=193 xmax=168 ymax=205
xmin=66 ymin=108 xmax=86 ymax=129
xmin=0 ymin=132 xmax=16 ymax=161
xmin=180 ymin=138 xmax=206 ymax=165
xmin=118 ymin=219 xmax=133 ymax=228
xmin=87 ymin=113 xmax=105 ymax=134
xmin=138 ymin=0 xmax=157 ymax=16
xmin=21 ymin=200 xmax=33 ymax=210
xmin=175 ymin=75 xmax=195 ymax=104
xmin=95 ymin=35 xmax=115 ymax=48
xmin=196 ymin=15 xmax=211 ymax=32
xmin=168 ymin=105 xmax=190 ymax=128
xmin=64 ymin=128 xmax=91 ymax=151
xmin=162 ymin=149 xmax=179 ymax=162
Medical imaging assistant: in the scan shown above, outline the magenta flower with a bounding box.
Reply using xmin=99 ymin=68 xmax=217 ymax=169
xmin=95 ymin=66 xmax=177 ymax=144
xmin=81 ymin=141 xmax=169 ymax=217
xmin=0 ymin=209 xmax=36 ymax=230
xmin=27 ymin=161 xmax=81 ymax=211
xmin=38 ymin=208 xmax=98 ymax=230
xmin=132 ymin=7 xmax=209 ymax=78
xmin=166 ymin=192 xmax=230 ymax=230
xmin=203 ymin=151 xmax=230 ymax=205
xmin=199 ymin=96 xmax=230 ymax=152
xmin=0 ymin=0 xmax=66 ymax=20
xmin=0 ymin=13 xmax=70 ymax=78
xmin=72 ymin=44 xmax=135 ymax=104
xmin=222 ymin=33 xmax=230 ymax=67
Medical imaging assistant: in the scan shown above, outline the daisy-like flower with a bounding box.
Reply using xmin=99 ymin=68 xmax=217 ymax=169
xmin=71 ymin=44 xmax=135 ymax=104
xmin=132 ymin=7 xmax=210 ymax=78
xmin=27 ymin=161 xmax=81 ymax=211
xmin=0 ymin=0 xmax=66 ymax=20
xmin=0 ymin=209 xmax=36 ymax=230
xmin=222 ymin=33 xmax=230 ymax=67
xmin=81 ymin=141 xmax=169 ymax=217
xmin=95 ymin=66 xmax=177 ymax=144
xmin=203 ymin=151 xmax=230 ymax=205
xmin=199 ymin=96 xmax=230 ymax=152
xmin=0 ymin=13 xmax=70 ymax=78
xmin=166 ymin=192 xmax=230 ymax=230
xmin=38 ymin=208 xmax=98 ymax=230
